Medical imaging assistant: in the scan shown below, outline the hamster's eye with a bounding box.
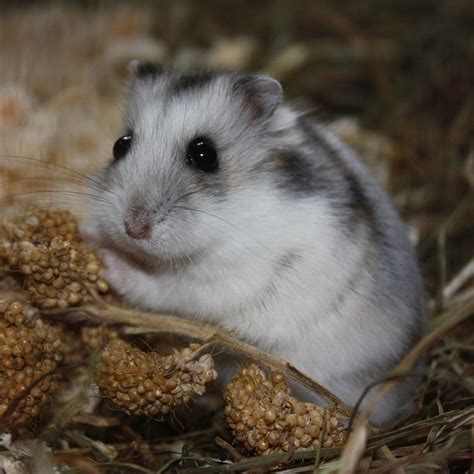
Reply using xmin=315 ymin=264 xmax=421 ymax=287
xmin=186 ymin=137 xmax=218 ymax=172
xmin=113 ymin=134 xmax=133 ymax=161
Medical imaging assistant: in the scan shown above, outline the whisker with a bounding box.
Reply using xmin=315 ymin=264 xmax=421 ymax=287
xmin=174 ymin=190 xmax=203 ymax=204
xmin=0 ymin=175 xmax=108 ymax=195
xmin=175 ymin=206 xmax=238 ymax=230
xmin=174 ymin=205 xmax=271 ymax=245
xmin=0 ymin=191 xmax=117 ymax=213
xmin=0 ymin=154 xmax=101 ymax=183
xmin=1 ymin=189 xmax=105 ymax=200
xmin=0 ymin=154 xmax=110 ymax=194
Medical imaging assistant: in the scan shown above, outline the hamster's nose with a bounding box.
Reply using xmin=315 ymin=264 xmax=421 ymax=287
xmin=124 ymin=214 xmax=151 ymax=240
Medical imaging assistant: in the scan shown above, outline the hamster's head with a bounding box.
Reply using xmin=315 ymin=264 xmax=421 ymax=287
xmin=94 ymin=63 xmax=293 ymax=264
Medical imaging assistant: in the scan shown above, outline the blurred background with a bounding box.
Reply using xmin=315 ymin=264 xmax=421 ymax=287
xmin=0 ymin=0 xmax=473 ymax=301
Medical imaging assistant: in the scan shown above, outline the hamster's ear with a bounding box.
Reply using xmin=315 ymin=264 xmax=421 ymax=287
xmin=128 ymin=60 xmax=161 ymax=80
xmin=232 ymin=74 xmax=283 ymax=121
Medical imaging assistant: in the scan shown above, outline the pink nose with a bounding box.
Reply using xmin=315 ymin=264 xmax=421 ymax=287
xmin=124 ymin=217 xmax=151 ymax=240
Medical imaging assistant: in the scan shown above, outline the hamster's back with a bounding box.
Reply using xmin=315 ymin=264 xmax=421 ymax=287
xmin=286 ymin=115 xmax=426 ymax=423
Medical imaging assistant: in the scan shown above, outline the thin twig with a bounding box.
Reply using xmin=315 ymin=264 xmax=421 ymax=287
xmin=443 ymin=257 xmax=474 ymax=302
xmin=214 ymin=436 xmax=245 ymax=462
xmin=42 ymin=302 xmax=353 ymax=417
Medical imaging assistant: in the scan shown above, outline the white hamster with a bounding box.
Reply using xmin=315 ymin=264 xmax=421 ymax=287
xmin=88 ymin=62 xmax=426 ymax=425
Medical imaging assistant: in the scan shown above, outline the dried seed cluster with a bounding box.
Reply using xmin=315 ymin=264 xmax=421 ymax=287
xmin=80 ymin=325 xmax=119 ymax=351
xmin=50 ymin=324 xmax=120 ymax=370
xmin=96 ymin=339 xmax=218 ymax=417
xmin=225 ymin=365 xmax=347 ymax=455
xmin=0 ymin=207 xmax=108 ymax=309
xmin=0 ymin=300 xmax=63 ymax=437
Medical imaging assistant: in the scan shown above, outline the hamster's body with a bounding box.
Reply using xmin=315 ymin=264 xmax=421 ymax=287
xmin=91 ymin=65 xmax=426 ymax=425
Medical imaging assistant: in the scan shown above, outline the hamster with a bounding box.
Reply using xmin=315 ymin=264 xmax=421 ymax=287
xmin=88 ymin=62 xmax=426 ymax=425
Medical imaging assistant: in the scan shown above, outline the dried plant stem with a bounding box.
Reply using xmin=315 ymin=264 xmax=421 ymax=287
xmin=214 ymin=437 xmax=245 ymax=461
xmin=43 ymin=301 xmax=353 ymax=417
xmin=443 ymin=257 xmax=474 ymax=302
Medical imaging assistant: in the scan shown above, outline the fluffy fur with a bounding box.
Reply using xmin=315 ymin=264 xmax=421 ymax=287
xmin=89 ymin=65 xmax=426 ymax=425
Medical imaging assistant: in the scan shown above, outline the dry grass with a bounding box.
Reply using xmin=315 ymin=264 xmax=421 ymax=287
xmin=0 ymin=1 xmax=472 ymax=472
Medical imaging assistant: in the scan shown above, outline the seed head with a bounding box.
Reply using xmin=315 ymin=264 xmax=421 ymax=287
xmin=224 ymin=364 xmax=347 ymax=455
xmin=0 ymin=299 xmax=63 ymax=437
xmin=0 ymin=207 xmax=108 ymax=309
xmin=96 ymin=340 xmax=218 ymax=417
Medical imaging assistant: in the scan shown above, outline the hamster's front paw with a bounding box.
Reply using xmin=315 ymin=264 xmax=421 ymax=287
xmin=79 ymin=218 xmax=101 ymax=246
xmin=98 ymin=248 xmax=165 ymax=310
xmin=99 ymin=248 xmax=136 ymax=297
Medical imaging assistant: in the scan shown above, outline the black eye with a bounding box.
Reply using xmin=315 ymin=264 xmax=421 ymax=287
xmin=113 ymin=134 xmax=133 ymax=161
xmin=186 ymin=137 xmax=218 ymax=172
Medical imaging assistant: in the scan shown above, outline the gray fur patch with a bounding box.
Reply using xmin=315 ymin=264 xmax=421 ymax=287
xmin=170 ymin=71 xmax=214 ymax=96
xmin=298 ymin=117 xmax=383 ymax=237
xmin=133 ymin=62 xmax=160 ymax=79
xmin=269 ymin=149 xmax=332 ymax=197
xmin=239 ymin=251 xmax=301 ymax=317
xmin=274 ymin=250 xmax=300 ymax=276
xmin=191 ymin=171 xmax=228 ymax=200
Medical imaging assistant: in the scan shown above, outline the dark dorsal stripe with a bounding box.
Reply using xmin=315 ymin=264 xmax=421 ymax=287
xmin=293 ymin=116 xmax=384 ymax=239
xmin=134 ymin=62 xmax=161 ymax=79
xmin=271 ymin=149 xmax=333 ymax=196
xmin=170 ymin=71 xmax=214 ymax=96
